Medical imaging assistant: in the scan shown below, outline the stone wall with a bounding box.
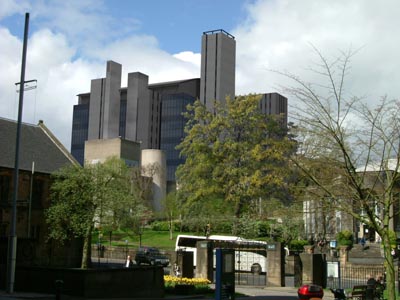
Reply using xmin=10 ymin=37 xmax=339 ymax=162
xmin=13 ymin=266 xmax=164 ymax=298
xmin=91 ymin=245 xmax=175 ymax=262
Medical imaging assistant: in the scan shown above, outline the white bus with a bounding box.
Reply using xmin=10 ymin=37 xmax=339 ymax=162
xmin=175 ymin=234 xmax=268 ymax=273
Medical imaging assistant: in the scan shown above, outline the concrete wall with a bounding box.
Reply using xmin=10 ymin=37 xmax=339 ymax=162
xmin=84 ymin=138 xmax=141 ymax=165
xmin=91 ymin=245 xmax=174 ymax=262
xmin=149 ymin=78 xmax=200 ymax=99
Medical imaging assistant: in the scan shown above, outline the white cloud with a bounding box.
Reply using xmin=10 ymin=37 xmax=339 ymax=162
xmin=173 ymin=51 xmax=201 ymax=68
xmin=0 ymin=26 xmax=103 ymax=148
xmin=30 ymin=0 xmax=141 ymax=58
xmin=0 ymin=0 xmax=30 ymax=19
xmin=0 ymin=27 xmax=25 ymax=120
xmin=91 ymin=36 xmax=200 ymax=85
xmin=233 ymin=0 xmax=400 ymax=105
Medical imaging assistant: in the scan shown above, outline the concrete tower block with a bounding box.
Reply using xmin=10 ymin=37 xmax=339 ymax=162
xmin=103 ymin=61 xmax=122 ymax=139
xmin=126 ymin=72 xmax=151 ymax=146
xmin=200 ymin=30 xmax=236 ymax=110
xmin=87 ymin=61 xmax=122 ymax=140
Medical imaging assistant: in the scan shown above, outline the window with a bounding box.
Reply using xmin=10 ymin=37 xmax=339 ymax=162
xmin=32 ymin=179 xmax=44 ymax=208
xmin=0 ymin=175 xmax=10 ymax=205
xmin=30 ymin=225 xmax=40 ymax=240
xmin=0 ymin=223 xmax=7 ymax=237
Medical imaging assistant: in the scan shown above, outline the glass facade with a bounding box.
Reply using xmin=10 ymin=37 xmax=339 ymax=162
xmin=119 ymin=96 xmax=127 ymax=139
xmin=160 ymin=93 xmax=195 ymax=181
xmin=71 ymin=104 xmax=89 ymax=165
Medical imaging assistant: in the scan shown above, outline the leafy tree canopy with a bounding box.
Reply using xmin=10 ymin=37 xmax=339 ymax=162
xmin=176 ymin=95 xmax=296 ymax=218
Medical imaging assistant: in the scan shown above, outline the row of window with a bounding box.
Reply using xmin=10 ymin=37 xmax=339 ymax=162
xmin=0 ymin=224 xmax=40 ymax=240
xmin=0 ymin=175 xmax=44 ymax=208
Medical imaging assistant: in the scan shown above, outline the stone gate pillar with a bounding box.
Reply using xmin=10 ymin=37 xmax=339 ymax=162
xmin=299 ymin=252 xmax=326 ymax=288
xmin=196 ymin=241 xmax=213 ymax=281
xmin=176 ymin=250 xmax=193 ymax=278
xmin=266 ymin=242 xmax=285 ymax=287
xmin=339 ymin=245 xmax=349 ymax=266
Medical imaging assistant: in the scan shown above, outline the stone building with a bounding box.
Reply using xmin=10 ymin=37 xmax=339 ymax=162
xmin=0 ymin=118 xmax=80 ymax=276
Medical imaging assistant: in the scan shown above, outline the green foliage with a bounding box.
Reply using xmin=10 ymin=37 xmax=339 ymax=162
xmin=210 ymin=220 xmax=233 ymax=234
xmin=336 ymin=230 xmax=354 ymax=247
xmin=255 ymin=221 xmax=270 ymax=237
xmin=289 ymin=239 xmax=310 ymax=251
xmin=150 ymin=221 xmax=175 ymax=231
xmin=46 ymin=157 xmax=151 ymax=268
xmin=46 ymin=163 xmax=96 ymax=243
xmin=235 ymin=214 xmax=261 ymax=239
xmin=176 ymin=95 xmax=296 ymax=218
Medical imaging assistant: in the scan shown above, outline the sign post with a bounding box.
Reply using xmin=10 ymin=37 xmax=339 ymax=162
xmin=215 ymin=248 xmax=235 ymax=300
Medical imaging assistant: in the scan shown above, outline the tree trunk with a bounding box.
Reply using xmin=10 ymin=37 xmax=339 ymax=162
xmin=383 ymin=236 xmax=396 ymax=300
xmin=81 ymin=225 xmax=92 ymax=269
xmin=169 ymin=214 xmax=173 ymax=240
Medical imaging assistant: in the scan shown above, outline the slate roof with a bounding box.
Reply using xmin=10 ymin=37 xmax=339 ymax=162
xmin=0 ymin=117 xmax=78 ymax=174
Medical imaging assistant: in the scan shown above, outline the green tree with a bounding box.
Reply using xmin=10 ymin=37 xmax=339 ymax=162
xmin=46 ymin=157 xmax=149 ymax=268
xmin=283 ymin=47 xmax=400 ymax=299
xmin=176 ymin=95 xmax=296 ymax=221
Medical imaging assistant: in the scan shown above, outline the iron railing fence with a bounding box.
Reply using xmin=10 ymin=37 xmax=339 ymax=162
xmin=327 ymin=265 xmax=386 ymax=290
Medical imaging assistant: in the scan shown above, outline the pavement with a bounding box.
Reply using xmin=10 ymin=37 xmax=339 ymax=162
xmin=0 ymin=286 xmax=334 ymax=300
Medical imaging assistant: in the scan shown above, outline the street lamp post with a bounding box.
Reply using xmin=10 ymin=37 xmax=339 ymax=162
xmin=7 ymin=12 xmax=30 ymax=294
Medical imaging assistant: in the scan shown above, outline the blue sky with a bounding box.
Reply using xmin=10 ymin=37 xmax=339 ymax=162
xmin=1 ymin=0 xmax=251 ymax=53
xmin=1 ymin=0 xmax=400 ymax=149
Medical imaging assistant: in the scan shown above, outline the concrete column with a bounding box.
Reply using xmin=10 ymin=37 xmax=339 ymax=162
xmin=141 ymin=149 xmax=166 ymax=212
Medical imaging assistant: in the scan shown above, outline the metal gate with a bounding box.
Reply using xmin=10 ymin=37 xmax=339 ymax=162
xmin=214 ymin=240 xmax=268 ymax=286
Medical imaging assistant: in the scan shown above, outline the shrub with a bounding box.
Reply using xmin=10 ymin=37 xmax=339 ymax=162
xmin=336 ymin=230 xmax=354 ymax=248
xmin=211 ymin=220 xmax=233 ymax=234
xmin=255 ymin=221 xmax=270 ymax=237
xmin=289 ymin=239 xmax=310 ymax=252
xmin=151 ymin=221 xmax=170 ymax=231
